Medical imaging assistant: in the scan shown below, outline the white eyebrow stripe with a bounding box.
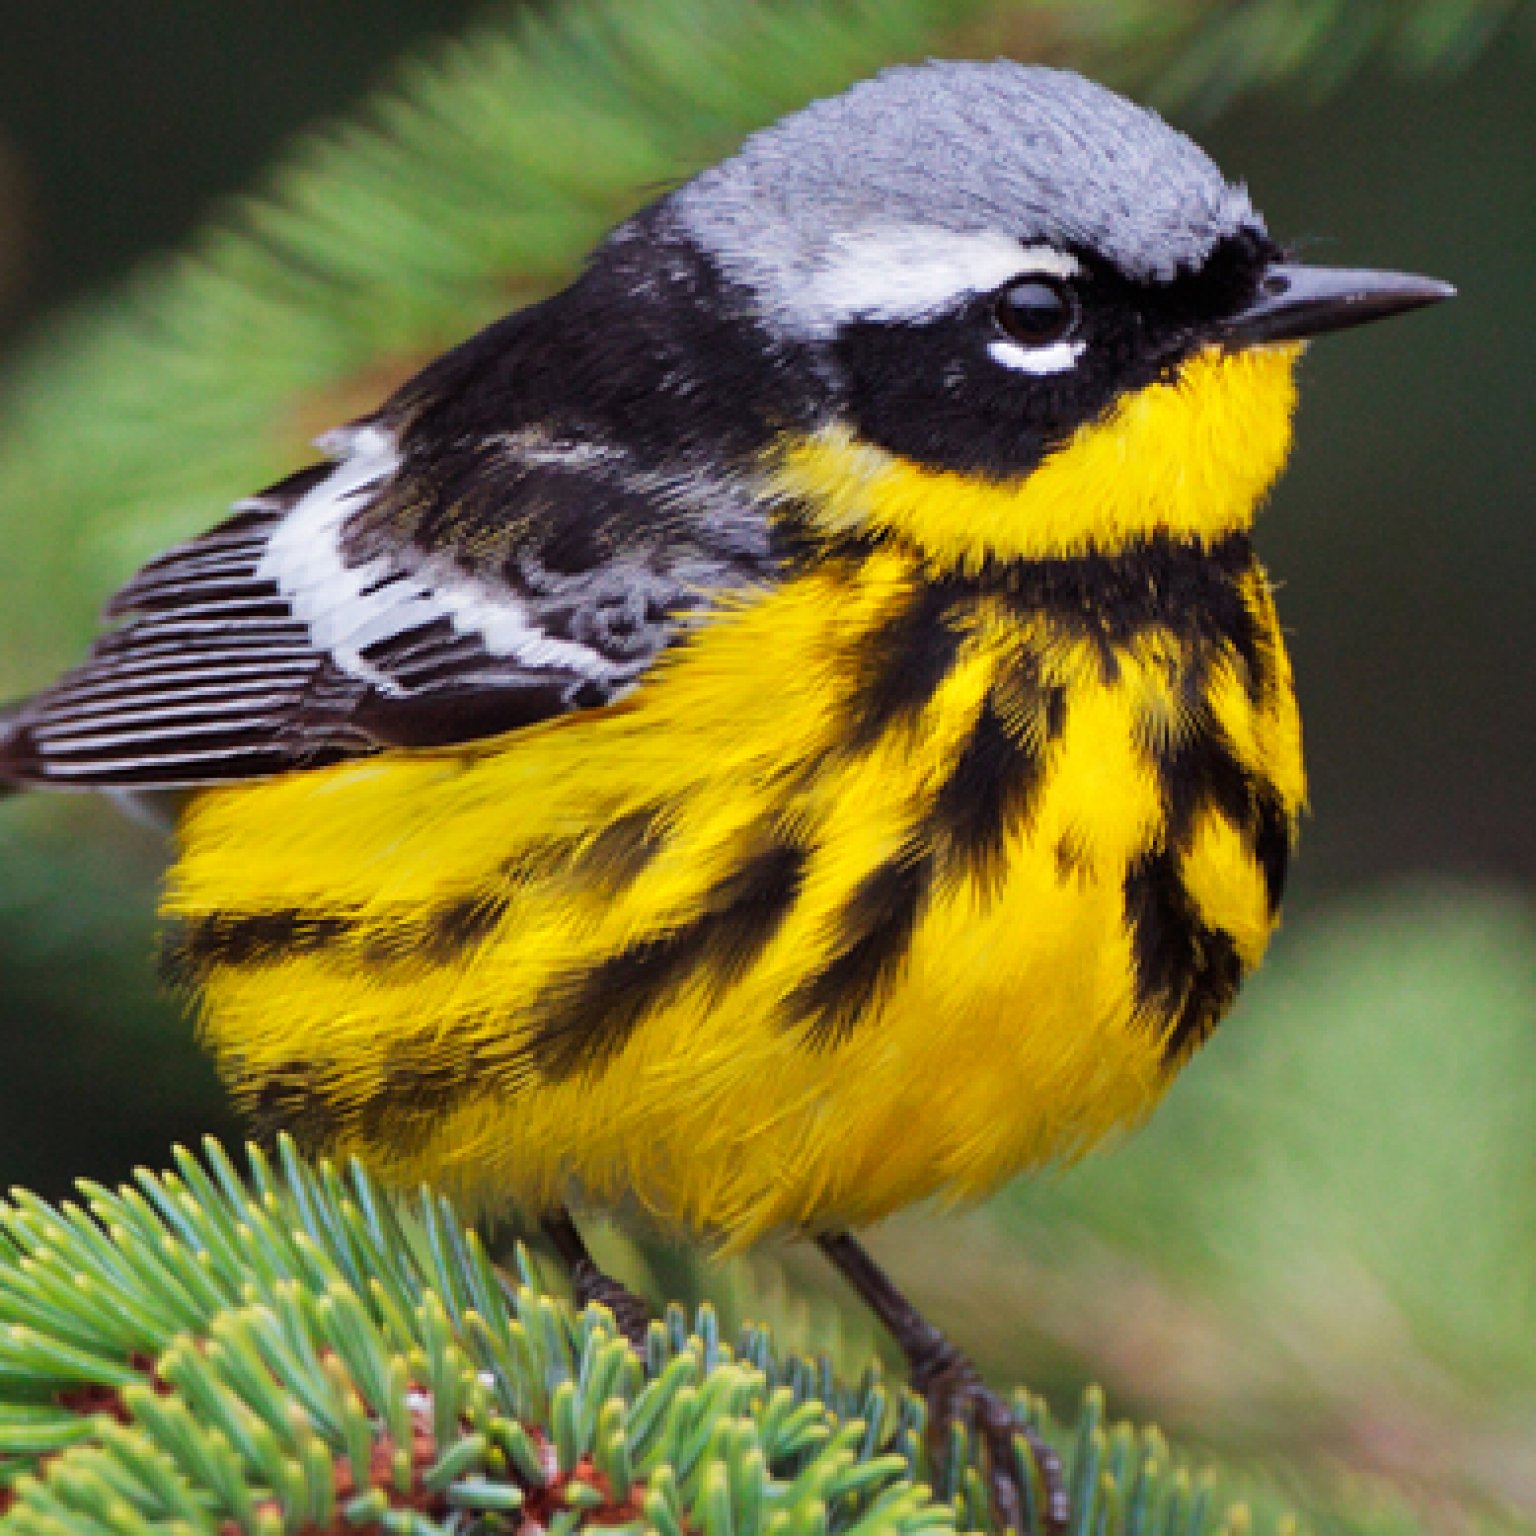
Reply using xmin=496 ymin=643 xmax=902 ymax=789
xmin=798 ymin=228 xmax=1081 ymax=333
xmin=1000 ymin=244 xmax=1081 ymax=280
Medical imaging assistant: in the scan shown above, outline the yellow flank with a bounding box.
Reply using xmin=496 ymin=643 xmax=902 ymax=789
xmin=166 ymin=342 xmax=1306 ymax=1246
xmin=772 ymin=344 xmax=1301 ymax=565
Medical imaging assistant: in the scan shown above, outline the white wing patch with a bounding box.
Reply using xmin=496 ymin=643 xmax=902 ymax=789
xmin=3 ymin=414 xmax=771 ymax=789
xmin=257 ymin=424 xmax=625 ymax=692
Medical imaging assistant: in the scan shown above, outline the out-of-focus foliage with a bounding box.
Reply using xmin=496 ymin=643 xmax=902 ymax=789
xmin=0 ymin=804 xmax=236 ymax=1192
xmin=0 ymin=1 xmax=1530 ymax=1533
xmin=0 ymin=0 xmax=1528 ymax=685
xmin=946 ymin=887 xmax=1536 ymax=1522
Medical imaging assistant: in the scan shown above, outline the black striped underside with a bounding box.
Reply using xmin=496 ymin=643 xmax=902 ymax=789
xmin=176 ymin=534 xmax=1291 ymax=1143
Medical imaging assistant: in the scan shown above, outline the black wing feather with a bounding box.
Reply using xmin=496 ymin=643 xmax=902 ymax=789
xmin=1 ymin=426 xmax=773 ymax=790
xmin=1 ymin=265 xmax=783 ymax=793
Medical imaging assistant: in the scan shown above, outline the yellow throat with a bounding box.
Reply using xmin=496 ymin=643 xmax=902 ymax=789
xmin=771 ymin=342 xmax=1302 ymax=566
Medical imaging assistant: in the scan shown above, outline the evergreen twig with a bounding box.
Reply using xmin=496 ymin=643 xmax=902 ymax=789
xmin=3 ymin=1139 xmax=1250 ymax=1536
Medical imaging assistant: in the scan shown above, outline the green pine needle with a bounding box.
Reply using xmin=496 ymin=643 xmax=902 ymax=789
xmin=0 ymin=1139 xmax=1259 ymax=1536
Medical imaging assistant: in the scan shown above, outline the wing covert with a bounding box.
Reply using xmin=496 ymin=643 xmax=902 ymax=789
xmin=0 ymin=419 xmax=774 ymax=790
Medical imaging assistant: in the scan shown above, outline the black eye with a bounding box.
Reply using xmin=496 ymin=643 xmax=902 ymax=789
xmin=994 ymin=277 xmax=1078 ymax=347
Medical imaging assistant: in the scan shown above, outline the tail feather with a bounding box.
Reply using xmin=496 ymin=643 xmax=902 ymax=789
xmin=1 ymin=699 xmax=184 ymax=828
xmin=0 ymin=697 xmax=37 ymax=792
xmin=0 ymin=700 xmax=26 ymax=796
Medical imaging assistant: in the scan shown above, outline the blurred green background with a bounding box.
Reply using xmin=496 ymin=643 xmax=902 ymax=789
xmin=0 ymin=3 xmax=1531 ymax=1529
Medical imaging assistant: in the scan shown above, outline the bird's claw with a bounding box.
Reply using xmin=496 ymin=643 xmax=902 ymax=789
xmin=570 ymin=1259 xmax=653 ymax=1352
xmin=915 ymin=1346 xmax=1068 ymax=1536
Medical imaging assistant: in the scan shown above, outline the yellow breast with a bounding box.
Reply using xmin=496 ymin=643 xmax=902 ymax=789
xmin=166 ymin=342 xmax=1305 ymax=1243
xmin=165 ymin=551 xmax=1299 ymax=1243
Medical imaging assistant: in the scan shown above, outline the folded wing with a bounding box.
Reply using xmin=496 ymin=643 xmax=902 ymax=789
xmin=1 ymin=421 xmax=770 ymax=790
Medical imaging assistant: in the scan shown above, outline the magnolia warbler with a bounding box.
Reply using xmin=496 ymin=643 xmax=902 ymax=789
xmin=1 ymin=61 xmax=1452 ymax=1533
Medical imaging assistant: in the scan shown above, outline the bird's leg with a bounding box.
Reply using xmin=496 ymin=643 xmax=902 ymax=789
xmin=816 ymin=1231 xmax=1067 ymax=1536
xmin=540 ymin=1207 xmax=652 ymax=1350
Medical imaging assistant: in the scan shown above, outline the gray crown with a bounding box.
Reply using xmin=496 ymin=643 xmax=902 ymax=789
xmin=671 ymin=61 xmax=1260 ymax=318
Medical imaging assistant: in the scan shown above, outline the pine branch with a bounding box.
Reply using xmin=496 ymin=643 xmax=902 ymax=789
xmin=0 ymin=1139 xmax=1284 ymax=1536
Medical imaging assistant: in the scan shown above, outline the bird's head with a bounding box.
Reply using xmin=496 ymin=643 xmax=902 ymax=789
xmin=579 ymin=61 xmax=1450 ymax=569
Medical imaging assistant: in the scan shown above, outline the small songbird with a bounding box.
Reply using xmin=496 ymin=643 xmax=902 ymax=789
xmin=1 ymin=61 xmax=1450 ymax=1532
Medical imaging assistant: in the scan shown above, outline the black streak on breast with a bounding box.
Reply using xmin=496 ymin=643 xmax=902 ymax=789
xmin=524 ymin=835 xmax=808 ymax=1082
xmin=241 ymin=1063 xmax=345 ymax=1149
xmin=786 ymin=841 xmax=931 ymax=1050
xmin=160 ymin=909 xmax=354 ymax=986
xmin=1123 ymin=846 xmax=1244 ymax=1064
xmin=930 ymin=662 xmax=1068 ymax=898
xmin=844 ymin=583 xmax=965 ymax=748
xmin=1121 ymin=561 xmax=1294 ymax=1064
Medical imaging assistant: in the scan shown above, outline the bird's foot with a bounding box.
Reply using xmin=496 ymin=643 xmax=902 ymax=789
xmin=812 ymin=1230 xmax=1068 ymax=1536
xmin=569 ymin=1257 xmax=653 ymax=1352
xmin=541 ymin=1207 xmax=653 ymax=1352
xmin=913 ymin=1336 xmax=1068 ymax=1536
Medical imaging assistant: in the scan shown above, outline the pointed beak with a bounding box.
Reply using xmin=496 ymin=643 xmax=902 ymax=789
xmin=1217 ymin=262 xmax=1455 ymax=348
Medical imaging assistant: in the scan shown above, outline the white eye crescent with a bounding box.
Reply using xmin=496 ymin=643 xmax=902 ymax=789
xmin=988 ymin=337 xmax=1086 ymax=375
